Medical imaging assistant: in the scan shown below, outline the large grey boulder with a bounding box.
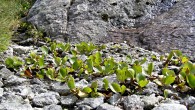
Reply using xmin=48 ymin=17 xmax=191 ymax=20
xmin=27 ymin=0 xmax=177 ymax=42
xmin=108 ymin=0 xmax=195 ymax=60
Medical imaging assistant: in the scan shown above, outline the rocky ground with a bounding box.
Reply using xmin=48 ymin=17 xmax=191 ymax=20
xmin=0 ymin=42 xmax=195 ymax=110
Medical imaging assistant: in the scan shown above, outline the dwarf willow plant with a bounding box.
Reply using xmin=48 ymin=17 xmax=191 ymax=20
xmin=4 ymin=42 xmax=195 ymax=98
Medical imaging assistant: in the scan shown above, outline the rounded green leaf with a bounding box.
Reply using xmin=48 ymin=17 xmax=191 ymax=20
xmin=67 ymin=76 xmax=75 ymax=90
xmin=83 ymin=87 xmax=92 ymax=93
xmin=110 ymin=82 xmax=121 ymax=93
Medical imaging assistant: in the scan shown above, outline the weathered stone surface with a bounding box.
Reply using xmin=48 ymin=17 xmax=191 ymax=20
xmin=43 ymin=104 xmax=62 ymax=110
xmin=123 ymin=95 xmax=144 ymax=110
xmin=111 ymin=0 xmax=195 ymax=60
xmin=60 ymin=94 xmax=78 ymax=106
xmin=32 ymin=92 xmax=60 ymax=107
xmin=27 ymin=0 xmax=177 ymax=43
xmin=97 ymin=103 xmax=122 ymax=110
xmin=27 ymin=0 xmax=70 ymax=39
xmin=152 ymin=103 xmax=187 ymax=110
xmin=76 ymin=97 xmax=104 ymax=109
xmin=0 ymin=103 xmax=33 ymax=110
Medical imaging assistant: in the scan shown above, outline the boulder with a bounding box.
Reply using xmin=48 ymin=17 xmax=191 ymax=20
xmin=112 ymin=0 xmax=195 ymax=60
xmin=27 ymin=0 xmax=177 ymax=42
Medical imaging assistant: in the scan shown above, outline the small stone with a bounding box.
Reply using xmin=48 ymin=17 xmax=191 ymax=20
xmin=108 ymin=94 xmax=122 ymax=105
xmin=43 ymin=104 xmax=62 ymax=110
xmin=50 ymin=82 xmax=70 ymax=94
xmin=142 ymin=94 xmax=163 ymax=109
xmin=181 ymin=96 xmax=195 ymax=108
xmin=60 ymin=94 xmax=78 ymax=106
xmin=13 ymin=85 xmax=32 ymax=97
xmin=4 ymin=75 xmax=28 ymax=86
xmin=12 ymin=45 xmax=33 ymax=55
xmin=75 ymin=79 xmax=89 ymax=88
xmin=32 ymin=92 xmax=60 ymax=107
xmin=76 ymin=97 xmax=104 ymax=109
xmin=2 ymin=93 xmax=23 ymax=103
xmin=0 ymin=103 xmax=33 ymax=110
xmin=0 ymin=88 xmax=3 ymax=96
xmin=76 ymin=105 xmax=92 ymax=110
xmin=97 ymin=103 xmax=122 ymax=110
xmin=123 ymin=95 xmax=144 ymax=110
xmin=0 ymin=68 xmax=14 ymax=79
xmin=0 ymin=81 xmax=3 ymax=87
xmin=152 ymin=103 xmax=187 ymax=110
xmin=31 ymin=84 xmax=48 ymax=94
xmin=143 ymin=82 xmax=159 ymax=95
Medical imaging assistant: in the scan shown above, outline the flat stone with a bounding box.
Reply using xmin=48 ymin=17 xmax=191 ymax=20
xmin=108 ymin=94 xmax=122 ymax=105
xmin=142 ymin=94 xmax=163 ymax=109
xmin=43 ymin=104 xmax=62 ymax=110
xmin=32 ymin=92 xmax=60 ymax=107
xmin=0 ymin=103 xmax=33 ymax=110
xmin=0 ymin=81 xmax=3 ymax=87
xmin=152 ymin=103 xmax=187 ymax=110
xmin=76 ymin=97 xmax=104 ymax=109
xmin=0 ymin=68 xmax=14 ymax=79
xmin=0 ymin=88 xmax=3 ymax=96
xmin=123 ymin=95 xmax=144 ymax=110
xmin=60 ymin=94 xmax=78 ymax=106
xmin=1 ymin=93 xmax=23 ymax=103
xmin=13 ymin=85 xmax=32 ymax=98
xmin=97 ymin=103 xmax=122 ymax=110
xmin=4 ymin=75 xmax=28 ymax=86
xmin=50 ymin=82 xmax=70 ymax=94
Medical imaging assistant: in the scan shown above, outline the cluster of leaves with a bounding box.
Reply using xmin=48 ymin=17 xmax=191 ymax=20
xmin=4 ymin=42 xmax=195 ymax=98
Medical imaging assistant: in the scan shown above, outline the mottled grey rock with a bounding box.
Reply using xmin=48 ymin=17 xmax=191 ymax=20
xmin=95 ymin=75 xmax=118 ymax=90
xmin=60 ymin=94 xmax=78 ymax=106
xmin=13 ymin=85 xmax=32 ymax=97
xmin=27 ymin=0 xmax=70 ymax=40
xmin=31 ymin=84 xmax=48 ymax=94
xmin=75 ymin=79 xmax=89 ymax=88
xmin=76 ymin=105 xmax=92 ymax=110
xmin=142 ymin=94 xmax=163 ymax=109
xmin=4 ymin=75 xmax=28 ymax=86
xmin=152 ymin=103 xmax=187 ymax=110
xmin=97 ymin=103 xmax=122 ymax=110
xmin=12 ymin=44 xmax=33 ymax=55
xmin=123 ymin=95 xmax=144 ymax=110
xmin=32 ymin=92 xmax=60 ymax=107
xmin=76 ymin=97 xmax=104 ymax=109
xmin=50 ymin=82 xmax=70 ymax=94
xmin=43 ymin=104 xmax=62 ymax=110
xmin=1 ymin=93 xmax=23 ymax=103
xmin=0 ymin=81 xmax=3 ymax=87
xmin=0 ymin=67 xmax=14 ymax=79
xmin=0 ymin=103 xmax=33 ymax=110
xmin=143 ymin=82 xmax=159 ymax=95
xmin=27 ymin=0 xmax=177 ymax=43
xmin=0 ymin=88 xmax=3 ymax=97
xmin=108 ymin=94 xmax=122 ymax=105
xmin=181 ymin=96 xmax=195 ymax=108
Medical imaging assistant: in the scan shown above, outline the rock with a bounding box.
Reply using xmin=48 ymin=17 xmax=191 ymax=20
xmin=50 ymin=82 xmax=70 ymax=94
xmin=4 ymin=75 xmax=29 ymax=86
xmin=181 ymin=96 xmax=195 ymax=108
xmin=0 ymin=88 xmax=3 ymax=96
xmin=31 ymin=84 xmax=48 ymax=94
xmin=27 ymin=0 xmax=70 ymax=40
xmin=13 ymin=85 xmax=33 ymax=98
xmin=0 ymin=103 xmax=33 ymax=110
xmin=0 ymin=81 xmax=3 ymax=87
xmin=142 ymin=82 xmax=160 ymax=95
xmin=60 ymin=94 xmax=78 ymax=106
xmin=142 ymin=94 xmax=163 ymax=109
xmin=123 ymin=95 xmax=144 ymax=110
xmin=0 ymin=67 xmax=14 ymax=80
xmin=76 ymin=97 xmax=104 ymax=109
xmin=75 ymin=105 xmax=92 ymax=110
xmin=1 ymin=93 xmax=24 ymax=103
xmin=152 ymin=103 xmax=187 ymax=110
xmin=97 ymin=103 xmax=122 ymax=110
xmin=27 ymin=0 xmax=177 ymax=43
xmin=32 ymin=92 xmax=60 ymax=107
xmin=75 ymin=79 xmax=89 ymax=88
xmin=43 ymin=104 xmax=62 ymax=110
xmin=108 ymin=94 xmax=122 ymax=105
xmin=123 ymin=0 xmax=195 ymax=60
xmin=12 ymin=44 xmax=33 ymax=55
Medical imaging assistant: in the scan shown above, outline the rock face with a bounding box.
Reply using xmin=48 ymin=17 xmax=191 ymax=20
xmin=109 ymin=0 xmax=195 ymax=60
xmin=27 ymin=0 xmax=177 ymax=43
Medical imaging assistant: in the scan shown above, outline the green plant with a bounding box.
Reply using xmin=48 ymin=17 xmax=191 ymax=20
xmin=5 ymin=56 xmax=23 ymax=70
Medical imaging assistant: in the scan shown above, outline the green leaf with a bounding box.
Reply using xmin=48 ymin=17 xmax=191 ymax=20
xmin=164 ymin=89 xmax=169 ymax=99
xmin=38 ymin=56 xmax=45 ymax=68
xmin=103 ymin=78 xmax=109 ymax=90
xmin=140 ymin=57 xmax=147 ymax=65
xmin=138 ymin=79 xmax=149 ymax=88
xmin=68 ymin=76 xmax=75 ymax=90
xmin=94 ymin=51 xmax=102 ymax=65
xmin=86 ymin=58 xmax=93 ymax=73
xmin=41 ymin=46 xmax=48 ymax=55
xmin=50 ymin=43 xmax=57 ymax=52
xmin=5 ymin=57 xmax=14 ymax=68
xmin=37 ymin=69 xmax=45 ymax=79
xmin=59 ymin=67 xmax=68 ymax=78
xmin=110 ymin=82 xmax=121 ymax=93
xmin=133 ymin=65 xmax=142 ymax=74
xmin=62 ymin=56 xmax=68 ymax=65
xmin=54 ymin=57 xmax=62 ymax=66
xmin=46 ymin=68 xmax=55 ymax=80
xmin=126 ymin=68 xmax=135 ymax=79
xmin=147 ymin=62 xmax=154 ymax=76
xmin=73 ymin=59 xmax=82 ymax=70
xmin=126 ymin=55 xmax=132 ymax=64
xmin=187 ymin=74 xmax=195 ymax=88
xmin=83 ymin=87 xmax=92 ymax=93
xmin=121 ymin=85 xmax=126 ymax=95
xmin=164 ymin=75 xmax=175 ymax=85
xmin=116 ymin=68 xmax=127 ymax=83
